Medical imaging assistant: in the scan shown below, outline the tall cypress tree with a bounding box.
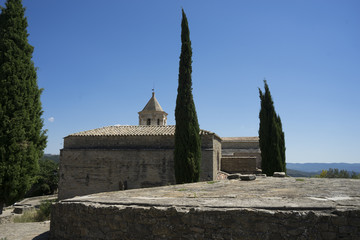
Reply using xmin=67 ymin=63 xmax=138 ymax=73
xmin=258 ymin=80 xmax=286 ymax=176
xmin=276 ymin=115 xmax=286 ymax=172
xmin=0 ymin=0 xmax=47 ymax=214
xmin=174 ymin=9 xmax=201 ymax=184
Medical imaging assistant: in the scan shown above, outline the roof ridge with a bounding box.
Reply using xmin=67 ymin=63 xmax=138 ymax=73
xmin=67 ymin=125 xmax=222 ymax=137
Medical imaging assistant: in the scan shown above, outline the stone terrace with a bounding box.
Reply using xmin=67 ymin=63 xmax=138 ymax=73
xmin=51 ymin=177 xmax=360 ymax=240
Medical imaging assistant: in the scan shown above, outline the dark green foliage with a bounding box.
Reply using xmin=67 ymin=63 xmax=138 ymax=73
xmin=42 ymin=154 xmax=60 ymax=163
xmin=258 ymin=80 xmax=286 ymax=176
xmin=317 ymin=168 xmax=360 ymax=179
xmin=0 ymin=0 xmax=47 ymax=213
xmin=174 ymin=9 xmax=201 ymax=184
xmin=36 ymin=199 xmax=54 ymax=221
xmin=25 ymin=158 xmax=58 ymax=197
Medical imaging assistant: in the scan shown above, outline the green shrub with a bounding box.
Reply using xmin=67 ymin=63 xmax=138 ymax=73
xmin=36 ymin=200 xmax=53 ymax=221
xmin=314 ymin=168 xmax=360 ymax=179
xmin=13 ymin=199 xmax=55 ymax=222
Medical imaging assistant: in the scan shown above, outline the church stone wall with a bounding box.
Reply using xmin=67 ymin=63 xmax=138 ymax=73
xmin=221 ymin=140 xmax=259 ymax=149
xmin=59 ymin=148 xmax=175 ymax=200
xmin=59 ymin=134 xmax=221 ymax=200
xmin=221 ymin=156 xmax=257 ymax=174
xmin=64 ymin=135 xmax=175 ymax=150
xmin=221 ymin=139 xmax=261 ymax=170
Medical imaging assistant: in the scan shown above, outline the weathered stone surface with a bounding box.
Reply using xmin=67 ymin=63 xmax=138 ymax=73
xmin=273 ymin=172 xmax=286 ymax=177
xmin=240 ymin=174 xmax=256 ymax=181
xmin=51 ymin=178 xmax=360 ymax=240
xmin=0 ymin=222 xmax=50 ymax=240
xmin=256 ymin=173 xmax=267 ymax=177
xmin=221 ymin=156 xmax=257 ymax=174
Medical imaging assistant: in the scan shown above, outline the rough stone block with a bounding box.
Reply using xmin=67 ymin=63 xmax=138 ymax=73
xmin=332 ymin=216 xmax=348 ymax=226
xmin=227 ymin=174 xmax=241 ymax=179
xmin=349 ymin=217 xmax=360 ymax=227
xmin=240 ymin=174 xmax=256 ymax=181
xmin=273 ymin=172 xmax=285 ymax=177
xmin=256 ymin=174 xmax=267 ymax=177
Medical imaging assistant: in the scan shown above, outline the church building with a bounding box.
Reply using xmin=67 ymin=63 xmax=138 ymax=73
xmin=58 ymin=92 xmax=261 ymax=200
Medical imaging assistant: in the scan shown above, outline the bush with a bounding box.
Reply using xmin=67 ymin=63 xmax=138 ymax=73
xmin=13 ymin=199 xmax=55 ymax=222
xmin=315 ymin=168 xmax=360 ymax=179
xmin=25 ymin=158 xmax=59 ymax=197
xmin=36 ymin=200 xmax=53 ymax=221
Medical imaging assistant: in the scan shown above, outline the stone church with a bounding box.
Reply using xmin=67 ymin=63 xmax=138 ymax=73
xmin=58 ymin=92 xmax=261 ymax=200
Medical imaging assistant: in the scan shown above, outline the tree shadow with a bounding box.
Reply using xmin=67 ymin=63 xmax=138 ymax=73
xmin=32 ymin=231 xmax=50 ymax=240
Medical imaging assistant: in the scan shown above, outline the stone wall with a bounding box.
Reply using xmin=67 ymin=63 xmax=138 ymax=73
xmin=59 ymin=149 xmax=175 ymax=200
xmin=221 ymin=140 xmax=259 ymax=149
xmin=50 ymin=202 xmax=360 ymax=240
xmin=221 ymin=156 xmax=257 ymax=174
xmin=221 ymin=138 xmax=261 ymax=169
xmin=59 ymin=134 xmax=221 ymax=200
xmin=64 ymin=135 xmax=175 ymax=150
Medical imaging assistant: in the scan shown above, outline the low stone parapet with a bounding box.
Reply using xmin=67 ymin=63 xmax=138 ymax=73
xmin=50 ymin=178 xmax=360 ymax=239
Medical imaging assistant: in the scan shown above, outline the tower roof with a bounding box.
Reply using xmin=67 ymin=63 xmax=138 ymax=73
xmin=140 ymin=92 xmax=165 ymax=112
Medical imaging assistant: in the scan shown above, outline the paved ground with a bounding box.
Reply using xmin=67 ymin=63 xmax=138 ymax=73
xmin=1 ymin=177 xmax=360 ymax=239
xmin=0 ymin=195 xmax=55 ymax=240
xmin=0 ymin=222 xmax=49 ymax=240
xmin=66 ymin=177 xmax=360 ymax=211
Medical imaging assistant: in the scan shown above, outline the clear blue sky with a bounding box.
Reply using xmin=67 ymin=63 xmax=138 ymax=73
xmin=2 ymin=0 xmax=359 ymax=163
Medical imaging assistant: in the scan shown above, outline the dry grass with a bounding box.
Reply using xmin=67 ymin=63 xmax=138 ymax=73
xmin=13 ymin=200 xmax=54 ymax=223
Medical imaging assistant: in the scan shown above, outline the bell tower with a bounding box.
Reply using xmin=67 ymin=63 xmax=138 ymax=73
xmin=138 ymin=91 xmax=168 ymax=126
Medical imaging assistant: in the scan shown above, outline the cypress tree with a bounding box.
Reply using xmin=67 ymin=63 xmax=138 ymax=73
xmin=0 ymin=0 xmax=47 ymax=214
xmin=276 ymin=115 xmax=286 ymax=172
xmin=258 ymin=80 xmax=286 ymax=176
xmin=174 ymin=9 xmax=201 ymax=183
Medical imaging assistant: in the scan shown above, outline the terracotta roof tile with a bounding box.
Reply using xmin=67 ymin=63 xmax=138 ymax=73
xmin=221 ymin=137 xmax=259 ymax=142
xmin=68 ymin=125 xmax=216 ymax=137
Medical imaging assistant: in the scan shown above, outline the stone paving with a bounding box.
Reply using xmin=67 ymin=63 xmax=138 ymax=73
xmin=65 ymin=177 xmax=360 ymax=211
xmin=0 ymin=222 xmax=49 ymax=240
xmin=0 ymin=195 xmax=55 ymax=240
xmin=51 ymin=177 xmax=360 ymax=239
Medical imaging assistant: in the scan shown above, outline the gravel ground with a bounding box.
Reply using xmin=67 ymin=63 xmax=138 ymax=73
xmin=0 ymin=221 xmax=50 ymax=240
xmin=0 ymin=195 xmax=55 ymax=240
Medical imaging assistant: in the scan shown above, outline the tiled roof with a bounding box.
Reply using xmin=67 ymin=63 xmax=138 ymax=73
xmin=221 ymin=137 xmax=259 ymax=142
xmin=68 ymin=125 xmax=216 ymax=137
xmin=139 ymin=92 xmax=165 ymax=112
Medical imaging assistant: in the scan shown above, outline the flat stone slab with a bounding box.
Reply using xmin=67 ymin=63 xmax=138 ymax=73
xmin=273 ymin=172 xmax=286 ymax=177
xmin=240 ymin=174 xmax=256 ymax=181
xmin=227 ymin=173 xmax=241 ymax=179
xmin=52 ymin=178 xmax=360 ymax=239
xmin=62 ymin=177 xmax=360 ymax=211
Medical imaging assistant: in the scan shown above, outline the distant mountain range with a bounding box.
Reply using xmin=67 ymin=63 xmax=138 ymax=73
xmin=286 ymin=163 xmax=360 ymax=177
xmin=287 ymin=163 xmax=360 ymax=173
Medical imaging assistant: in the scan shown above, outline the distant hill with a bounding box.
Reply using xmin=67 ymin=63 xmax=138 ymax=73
xmin=287 ymin=163 xmax=360 ymax=174
xmin=42 ymin=154 xmax=60 ymax=163
xmin=286 ymin=169 xmax=320 ymax=177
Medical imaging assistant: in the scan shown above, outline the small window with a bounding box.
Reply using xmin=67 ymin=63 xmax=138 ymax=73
xmin=147 ymin=119 xmax=151 ymax=125
xmin=157 ymin=119 xmax=160 ymax=125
